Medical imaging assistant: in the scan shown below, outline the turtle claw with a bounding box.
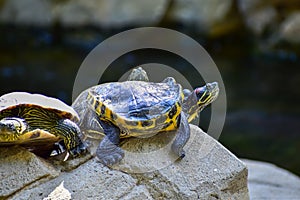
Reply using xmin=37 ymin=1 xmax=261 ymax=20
xmin=69 ymin=142 xmax=88 ymax=157
xmin=50 ymin=141 xmax=66 ymax=156
xmin=171 ymin=144 xmax=186 ymax=159
xmin=180 ymin=153 xmax=185 ymax=159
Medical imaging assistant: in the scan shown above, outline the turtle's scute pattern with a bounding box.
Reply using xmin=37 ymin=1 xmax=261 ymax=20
xmin=86 ymin=80 xmax=183 ymax=137
xmin=0 ymin=92 xmax=79 ymax=120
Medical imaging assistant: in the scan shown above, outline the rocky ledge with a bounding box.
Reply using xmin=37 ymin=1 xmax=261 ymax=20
xmin=245 ymin=159 xmax=300 ymax=200
xmin=0 ymin=125 xmax=249 ymax=199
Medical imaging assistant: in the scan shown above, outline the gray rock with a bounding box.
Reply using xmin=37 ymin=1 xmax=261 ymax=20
xmin=244 ymin=159 xmax=300 ymax=200
xmin=0 ymin=0 xmax=234 ymax=30
xmin=127 ymin=125 xmax=249 ymax=199
xmin=244 ymin=6 xmax=277 ymax=35
xmin=11 ymin=159 xmax=146 ymax=200
xmin=120 ymin=185 xmax=153 ymax=200
xmin=237 ymin=0 xmax=261 ymax=13
xmin=0 ymin=146 xmax=59 ymax=199
xmin=43 ymin=181 xmax=71 ymax=200
xmin=54 ymin=0 xmax=168 ymax=27
xmin=0 ymin=0 xmax=168 ymax=27
xmin=237 ymin=0 xmax=277 ymax=35
xmin=279 ymin=12 xmax=300 ymax=43
xmin=169 ymin=0 xmax=233 ymax=30
xmin=0 ymin=0 xmax=53 ymax=26
xmin=10 ymin=125 xmax=249 ymax=199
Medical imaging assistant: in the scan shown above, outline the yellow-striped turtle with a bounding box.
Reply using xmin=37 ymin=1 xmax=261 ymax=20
xmin=72 ymin=67 xmax=219 ymax=165
xmin=0 ymin=92 xmax=87 ymax=158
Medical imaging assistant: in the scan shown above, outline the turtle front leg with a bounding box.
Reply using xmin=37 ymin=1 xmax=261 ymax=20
xmin=171 ymin=112 xmax=190 ymax=158
xmin=56 ymin=119 xmax=88 ymax=157
xmin=183 ymin=89 xmax=192 ymax=100
xmin=96 ymin=120 xmax=124 ymax=166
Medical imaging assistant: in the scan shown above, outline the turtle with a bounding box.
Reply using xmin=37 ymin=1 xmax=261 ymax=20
xmin=0 ymin=92 xmax=87 ymax=158
xmin=72 ymin=67 xmax=219 ymax=166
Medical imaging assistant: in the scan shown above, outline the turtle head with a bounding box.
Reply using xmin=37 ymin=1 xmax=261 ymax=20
xmin=127 ymin=67 xmax=149 ymax=82
xmin=183 ymin=82 xmax=219 ymax=122
xmin=0 ymin=117 xmax=28 ymax=141
xmin=195 ymin=82 xmax=219 ymax=107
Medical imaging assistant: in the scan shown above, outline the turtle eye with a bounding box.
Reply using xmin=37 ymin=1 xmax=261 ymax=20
xmin=7 ymin=123 xmax=17 ymax=132
xmin=195 ymin=87 xmax=209 ymax=102
xmin=195 ymin=87 xmax=205 ymax=95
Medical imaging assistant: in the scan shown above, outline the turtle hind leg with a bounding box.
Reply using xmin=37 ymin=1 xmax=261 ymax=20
xmin=68 ymin=139 xmax=87 ymax=157
xmin=96 ymin=120 xmax=124 ymax=166
xmin=171 ymin=112 xmax=190 ymax=158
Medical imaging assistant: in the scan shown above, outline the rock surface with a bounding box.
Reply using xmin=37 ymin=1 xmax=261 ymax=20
xmin=55 ymin=0 xmax=168 ymax=27
xmin=43 ymin=181 xmax=71 ymax=200
xmin=169 ymin=0 xmax=233 ymax=30
xmin=0 ymin=0 xmax=53 ymax=26
xmin=0 ymin=0 xmax=168 ymax=27
xmin=279 ymin=12 xmax=300 ymax=43
xmin=0 ymin=125 xmax=249 ymax=199
xmin=244 ymin=159 xmax=300 ymax=200
xmin=0 ymin=147 xmax=59 ymax=199
xmin=237 ymin=0 xmax=278 ymax=35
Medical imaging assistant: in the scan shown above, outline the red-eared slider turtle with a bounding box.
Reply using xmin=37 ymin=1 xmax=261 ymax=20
xmin=0 ymin=92 xmax=87 ymax=158
xmin=72 ymin=67 xmax=219 ymax=165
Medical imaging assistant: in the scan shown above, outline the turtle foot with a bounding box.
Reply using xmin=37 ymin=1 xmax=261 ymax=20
xmin=171 ymin=144 xmax=186 ymax=159
xmin=51 ymin=141 xmax=66 ymax=156
xmin=69 ymin=141 xmax=88 ymax=157
xmin=96 ymin=145 xmax=124 ymax=166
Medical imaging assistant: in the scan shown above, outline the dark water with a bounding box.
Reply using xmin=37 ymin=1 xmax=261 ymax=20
xmin=0 ymin=26 xmax=299 ymax=175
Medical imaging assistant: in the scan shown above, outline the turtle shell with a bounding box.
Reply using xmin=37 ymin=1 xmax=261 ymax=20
xmin=86 ymin=80 xmax=183 ymax=137
xmin=0 ymin=128 xmax=62 ymax=157
xmin=0 ymin=92 xmax=79 ymax=121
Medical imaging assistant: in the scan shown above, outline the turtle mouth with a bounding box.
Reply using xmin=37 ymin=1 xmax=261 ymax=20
xmin=195 ymin=82 xmax=219 ymax=106
xmin=0 ymin=122 xmax=16 ymax=134
xmin=205 ymin=82 xmax=219 ymax=102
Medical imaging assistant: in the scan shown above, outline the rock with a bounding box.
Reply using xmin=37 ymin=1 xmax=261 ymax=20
xmin=43 ymin=181 xmax=71 ymax=200
xmin=237 ymin=0 xmax=277 ymax=35
xmin=10 ymin=125 xmax=249 ymax=199
xmin=53 ymin=0 xmax=168 ymax=27
xmin=244 ymin=159 xmax=300 ymax=200
xmin=169 ymin=0 xmax=233 ymax=31
xmin=244 ymin=6 xmax=277 ymax=35
xmin=0 ymin=0 xmax=168 ymax=27
xmin=120 ymin=185 xmax=153 ymax=200
xmin=0 ymin=0 xmax=53 ymax=26
xmin=279 ymin=12 xmax=300 ymax=43
xmin=0 ymin=146 xmax=59 ymax=199
xmin=127 ymin=125 xmax=249 ymax=199
xmin=11 ymin=159 xmax=146 ymax=200
xmin=0 ymin=0 xmax=234 ymax=30
xmin=237 ymin=0 xmax=261 ymax=14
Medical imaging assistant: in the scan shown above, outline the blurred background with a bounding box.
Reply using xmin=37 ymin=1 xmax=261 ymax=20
xmin=0 ymin=0 xmax=299 ymax=175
